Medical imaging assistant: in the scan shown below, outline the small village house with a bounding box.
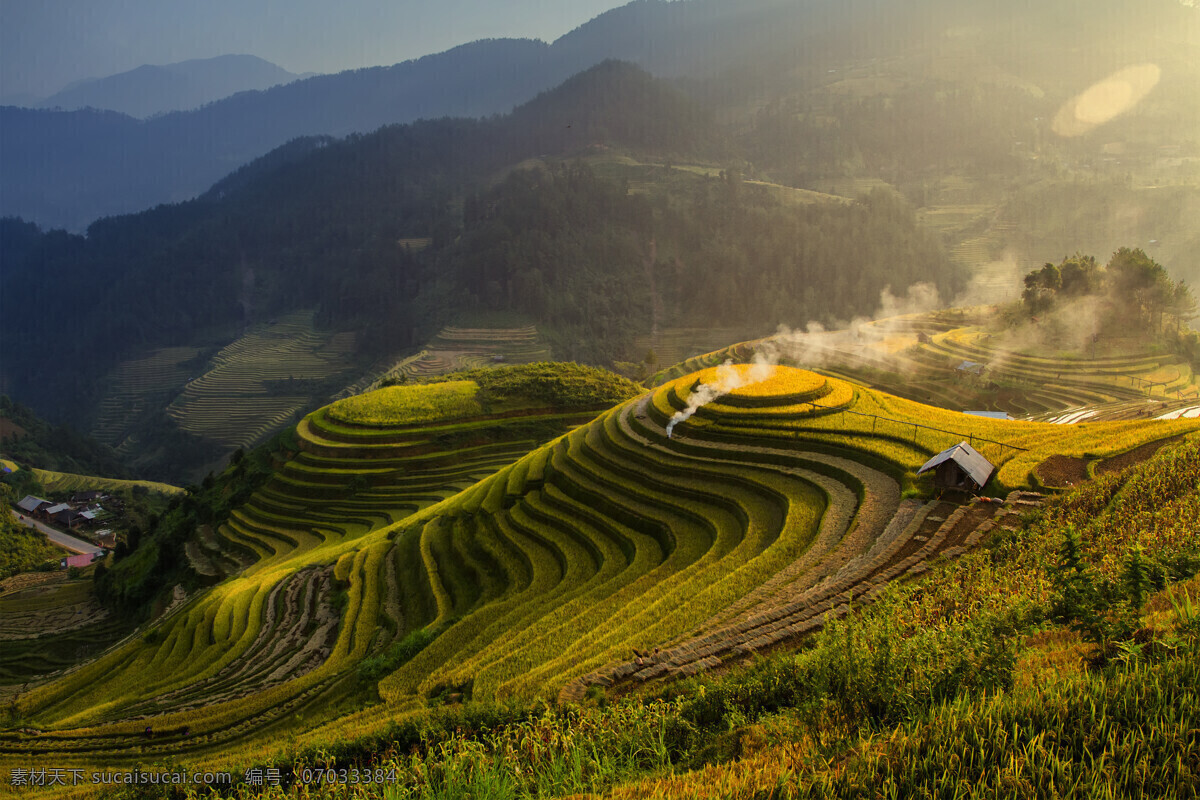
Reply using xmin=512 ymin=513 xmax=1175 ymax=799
xmin=60 ymin=552 xmax=99 ymax=570
xmin=17 ymin=495 xmax=50 ymax=515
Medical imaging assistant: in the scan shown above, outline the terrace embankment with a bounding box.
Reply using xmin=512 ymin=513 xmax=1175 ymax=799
xmin=0 ymin=365 xmax=640 ymax=763
xmin=559 ymin=390 xmax=1041 ymax=700
xmin=659 ymin=317 xmax=1199 ymax=424
xmin=375 ymin=365 xmax=1194 ymax=708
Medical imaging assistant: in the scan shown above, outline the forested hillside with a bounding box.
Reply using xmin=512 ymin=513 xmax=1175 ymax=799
xmin=0 ymin=396 xmax=130 ymax=479
xmin=4 ymin=0 xmax=1194 ymax=232
xmin=0 ymin=62 xmax=959 ymax=450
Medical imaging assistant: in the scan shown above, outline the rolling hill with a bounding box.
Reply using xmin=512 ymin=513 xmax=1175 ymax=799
xmin=2 ymin=360 xmax=1194 ymax=785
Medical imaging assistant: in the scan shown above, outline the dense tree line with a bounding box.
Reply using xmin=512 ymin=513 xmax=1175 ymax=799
xmin=443 ymin=164 xmax=960 ymax=363
xmin=1020 ymin=248 xmax=1197 ymax=338
xmin=0 ymin=61 xmax=960 ymax=453
xmin=744 ymin=82 xmax=1037 ymax=191
xmin=0 ymin=395 xmax=130 ymax=478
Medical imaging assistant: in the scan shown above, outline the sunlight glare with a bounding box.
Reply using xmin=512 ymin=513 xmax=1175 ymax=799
xmin=1052 ymin=63 xmax=1162 ymax=137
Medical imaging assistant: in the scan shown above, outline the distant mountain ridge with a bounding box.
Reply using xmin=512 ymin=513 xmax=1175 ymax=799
xmin=1 ymin=0 xmax=1195 ymax=231
xmin=36 ymin=54 xmax=313 ymax=119
xmin=0 ymin=38 xmax=566 ymax=231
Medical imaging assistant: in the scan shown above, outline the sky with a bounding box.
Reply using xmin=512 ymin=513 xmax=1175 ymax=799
xmin=0 ymin=0 xmax=629 ymax=100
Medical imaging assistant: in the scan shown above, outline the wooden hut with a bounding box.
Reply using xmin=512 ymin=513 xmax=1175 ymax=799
xmin=918 ymin=441 xmax=994 ymax=491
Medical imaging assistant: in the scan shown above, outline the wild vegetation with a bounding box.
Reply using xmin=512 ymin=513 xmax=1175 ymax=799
xmin=0 ymin=484 xmax=61 ymax=580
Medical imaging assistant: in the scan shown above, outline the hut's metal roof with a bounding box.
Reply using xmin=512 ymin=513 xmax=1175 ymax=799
xmin=17 ymin=495 xmax=48 ymax=513
xmin=964 ymin=410 xmax=1012 ymax=420
xmin=918 ymin=441 xmax=994 ymax=487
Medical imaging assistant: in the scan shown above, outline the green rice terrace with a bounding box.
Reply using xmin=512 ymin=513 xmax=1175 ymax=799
xmin=90 ymin=347 xmax=203 ymax=451
xmin=2 ymin=358 xmax=1197 ymax=792
xmin=27 ymin=469 xmax=183 ymax=498
xmin=164 ymin=311 xmax=360 ymax=452
xmin=0 ymin=572 xmax=135 ymax=700
xmin=653 ymin=313 xmax=1200 ymax=425
xmin=365 ymin=325 xmax=554 ymax=389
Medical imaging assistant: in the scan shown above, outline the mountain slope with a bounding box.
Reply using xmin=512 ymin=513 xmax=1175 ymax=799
xmin=0 ymin=38 xmax=562 ymax=230
xmin=38 ymin=54 xmax=310 ymax=119
xmin=1 ymin=64 xmax=964 ymax=481
xmin=4 ymin=0 xmax=1194 ymax=231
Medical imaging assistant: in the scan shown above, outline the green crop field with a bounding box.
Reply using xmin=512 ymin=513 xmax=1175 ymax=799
xmin=90 ymin=346 xmax=202 ymax=450
xmin=3 ymin=357 xmax=1194 ymax=791
xmin=358 ymin=325 xmax=555 ymax=392
xmin=165 ymin=311 xmax=361 ymax=450
xmin=29 ymin=468 xmax=183 ymax=497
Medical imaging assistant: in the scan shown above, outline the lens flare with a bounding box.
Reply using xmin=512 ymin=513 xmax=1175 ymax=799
xmin=1052 ymin=63 xmax=1162 ymax=137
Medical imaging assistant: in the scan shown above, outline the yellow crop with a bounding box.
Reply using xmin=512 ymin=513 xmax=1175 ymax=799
xmin=673 ymin=363 xmax=825 ymax=399
xmin=326 ymin=380 xmax=482 ymax=426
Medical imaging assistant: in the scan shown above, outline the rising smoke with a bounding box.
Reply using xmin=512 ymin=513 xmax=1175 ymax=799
xmin=755 ymin=282 xmax=944 ymax=371
xmin=666 ymin=355 xmax=775 ymax=437
xmin=666 ymin=282 xmax=945 ymax=437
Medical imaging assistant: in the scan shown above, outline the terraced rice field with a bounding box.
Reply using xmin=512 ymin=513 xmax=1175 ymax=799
xmin=30 ymin=469 xmax=182 ymax=497
xmin=90 ymin=347 xmax=201 ymax=449
xmin=371 ymin=326 xmax=553 ymax=388
xmin=373 ymin=366 xmax=1197 ymax=706
xmin=631 ymin=327 xmax=761 ymax=374
xmin=4 ymin=366 xmax=1195 ymax=773
xmin=684 ymin=315 xmax=1200 ymax=425
xmin=0 ymin=379 xmax=619 ymax=765
xmin=0 ymin=577 xmax=134 ymax=690
xmin=167 ymin=311 xmax=359 ymax=449
xmin=906 ymin=327 xmax=1200 ymax=415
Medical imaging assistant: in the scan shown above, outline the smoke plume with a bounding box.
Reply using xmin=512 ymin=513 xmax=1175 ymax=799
xmin=666 ymin=355 xmax=775 ymax=437
xmin=757 ymin=282 xmax=944 ymax=371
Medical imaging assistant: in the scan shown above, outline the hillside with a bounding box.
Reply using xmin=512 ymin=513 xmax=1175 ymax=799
xmin=2 ymin=362 xmax=1194 ymax=788
xmin=2 ymin=0 xmax=1194 ymax=233
xmin=36 ymin=55 xmax=311 ymax=119
xmin=305 ymin=435 xmax=1199 ymax=800
xmin=0 ymin=397 xmax=130 ymax=480
xmin=1 ymin=62 xmax=964 ymax=481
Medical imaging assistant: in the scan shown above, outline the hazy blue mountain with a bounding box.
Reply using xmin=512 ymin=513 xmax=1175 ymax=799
xmin=0 ymin=38 xmax=563 ymax=231
xmin=2 ymin=0 xmax=1195 ymax=231
xmin=37 ymin=55 xmax=312 ymax=119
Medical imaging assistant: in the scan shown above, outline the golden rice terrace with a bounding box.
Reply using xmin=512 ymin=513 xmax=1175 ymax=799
xmin=2 ymin=364 xmax=1197 ymax=780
